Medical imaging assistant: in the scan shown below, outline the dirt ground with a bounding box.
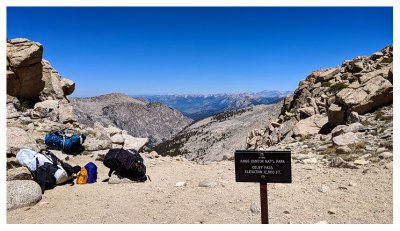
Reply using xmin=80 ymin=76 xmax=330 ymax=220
xmin=7 ymin=155 xmax=393 ymax=224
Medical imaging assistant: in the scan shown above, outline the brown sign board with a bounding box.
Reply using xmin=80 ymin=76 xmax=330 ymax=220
xmin=234 ymin=150 xmax=291 ymax=183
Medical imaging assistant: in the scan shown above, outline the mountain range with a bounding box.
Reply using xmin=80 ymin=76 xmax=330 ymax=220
xmin=133 ymin=90 xmax=292 ymax=120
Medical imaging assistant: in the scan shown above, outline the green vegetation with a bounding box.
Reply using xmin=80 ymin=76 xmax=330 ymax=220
xmin=81 ymin=150 xmax=92 ymax=155
xmin=328 ymin=82 xmax=348 ymax=94
xmin=96 ymin=154 xmax=105 ymax=162
xmin=381 ymin=57 xmax=393 ymax=63
xmin=361 ymin=120 xmax=373 ymax=126
xmin=321 ymin=82 xmax=332 ymax=87
xmin=18 ymin=100 xmax=30 ymax=112
xmin=35 ymin=139 xmax=45 ymax=145
xmin=319 ymin=146 xmax=336 ymax=155
xmin=341 ymin=155 xmax=358 ymax=162
xmin=348 ymin=141 xmax=366 ymax=153
xmin=384 ymin=142 xmax=393 ymax=151
xmin=370 ymin=130 xmax=378 ymax=136
xmin=211 ymin=107 xmax=252 ymax=122
xmin=374 ymin=109 xmax=384 ymax=120
xmin=20 ymin=121 xmax=31 ymax=126
xmin=227 ymin=156 xmax=235 ymax=161
xmin=289 ymin=108 xmax=298 ymax=114
xmin=299 ymin=134 xmax=313 ymax=142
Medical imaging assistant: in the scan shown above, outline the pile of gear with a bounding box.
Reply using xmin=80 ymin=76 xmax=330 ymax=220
xmin=14 ymin=129 xmax=149 ymax=194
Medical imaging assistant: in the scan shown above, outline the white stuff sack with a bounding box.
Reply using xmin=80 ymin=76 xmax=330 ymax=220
xmin=16 ymin=149 xmax=52 ymax=172
xmin=54 ymin=165 xmax=73 ymax=184
xmin=16 ymin=149 xmax=72 ymax=184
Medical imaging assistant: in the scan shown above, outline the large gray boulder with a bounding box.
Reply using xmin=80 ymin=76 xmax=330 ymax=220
xmin=60 ymin=78 xmax=75 ymax=95
xmin=39 ymin=59 xmax=65 ymax=101
xmin=7 ymin=38 xmax=45 ymax=99
xmin=31 ymin=100 xmax=59 ymax=119
xmin=331 ymin=123 xmax=364 ymax=138
xmin=292 ymin=115 xmax=328 ymax=137
xmin=7 ymin=127 xmax=39 ymax=155
xmin=123 ymin=135 xmax=148 ymax=151
xmin=7 ymin=180 xmax=42 ymax=210
xmin=84 ymin=122 xmax=113 ymax=151
xmin=336 ymin=76 xmax=393 ymax=115
xmin=58 ymin=100 xmax=77 ymax=124
xmin=7 ymin=167 xmax=32 ymax=181
xmin=332 ymin=132 xmax=359 ymax=146
xmin=84 ymin=136 xmax=113 ymax=151
xmin=327 ymin=103 xmax=346 ymax=127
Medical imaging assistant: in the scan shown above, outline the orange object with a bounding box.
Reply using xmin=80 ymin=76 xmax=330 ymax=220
xmin=76 ymin=167 xmax=88 ymax=184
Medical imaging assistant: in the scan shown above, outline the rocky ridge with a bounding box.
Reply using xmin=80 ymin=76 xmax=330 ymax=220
xmin=70 ymin=93 xmax=193 ymax=146
xmin=246 ymin=45 xmax=393 ymax=167
xmin=153 ymin=102 xmax=282 ymax=162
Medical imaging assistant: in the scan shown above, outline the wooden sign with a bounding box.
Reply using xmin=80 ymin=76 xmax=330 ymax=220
xmin=234 ymin=150 xmax=292 ymax=224
xmin=234 ymin=150 xmax=291 ymax=183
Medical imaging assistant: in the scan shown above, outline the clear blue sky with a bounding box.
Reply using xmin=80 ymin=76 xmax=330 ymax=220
xmin=7 ymin=7 xmax=393 ymax=97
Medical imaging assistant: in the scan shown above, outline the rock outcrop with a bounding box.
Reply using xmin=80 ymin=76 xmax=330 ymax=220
xmin=70 ymin=93 xmax=193 ymax=146
xmin=7 ymin=38 xmax=44 ymax=100
xmin=7 ymin=180 xmax=42 ymax=210
xmin=6 ymin=38 xmax=75 ymax=101
xmin=246 ymin=45 xmax=393 ymax=150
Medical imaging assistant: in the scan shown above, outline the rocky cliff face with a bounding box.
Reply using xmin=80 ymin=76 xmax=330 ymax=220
xmin=246 ymin=45 xmax=393 ymax=167
xmin=6 ymin=38 xmax=75 ymax=101
xmin=70 ymin=93 xmax=193 ymax=146
xmin=153 ymin=102 xmax=282 ymax=162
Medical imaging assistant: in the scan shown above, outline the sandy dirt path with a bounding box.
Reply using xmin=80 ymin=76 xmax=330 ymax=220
xmin=7 ymin=155 xmax=393 ymax=224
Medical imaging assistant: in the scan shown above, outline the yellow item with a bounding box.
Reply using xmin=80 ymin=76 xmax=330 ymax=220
xmin=77 ymin=167 xmax=88 ymax=184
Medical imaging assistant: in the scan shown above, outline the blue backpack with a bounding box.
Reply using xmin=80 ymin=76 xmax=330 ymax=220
xmin=45 ymin=129 xmax=86 ymax=154
xmin=85 ymin=162 xmax=97 ymax=183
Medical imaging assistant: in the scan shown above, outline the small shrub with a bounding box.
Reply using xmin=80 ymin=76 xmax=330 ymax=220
xmin=18 ymin=100 xmax=30 ymax=112
xmin=20 ymin=121 xmax=31 ymax=126
xmin=290 ymin=108 xmax=298 ymax=114
xmin=348 ymin=142 xmax=366 ymax=152
xmin=370 ymin=130 xmax=378 ymax=136
xmin=328 ymin=82 xmax=348 ymax=94
xmin=384 ymin=143 xmax=393 ymax=150
xmin=81 ymin=150 xmax=92 ymax=155
xmin=361 ymin=120 xmax=373 ymax=126
xmin=342 ymin=155 xmax=357 ymax=162
xmin=381 ymin=57 xmax=393 ymax=63
xmin=319 ymin=146 xmax=336 ymax=155
xmin=299 ymin=134 xmax=313 ymax=142
xmin=374 ymin=110 xmax=384 ymax=120
xmin=35 ymin=139 xmax=45 ymax=145
xmin=321 ymin=82 xmax=332 ymax=87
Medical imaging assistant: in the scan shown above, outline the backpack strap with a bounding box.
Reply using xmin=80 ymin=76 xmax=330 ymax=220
xmin=108 ymin=169 xmax=113 ymax=177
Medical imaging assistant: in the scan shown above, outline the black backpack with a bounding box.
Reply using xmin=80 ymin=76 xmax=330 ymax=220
xmin=103 ymin=149 xmax=147 ymax=182
xmin=39 ymin=149 xmax=81 ymax=176
xmin=31 ymin=159 xmax=58 ymax=194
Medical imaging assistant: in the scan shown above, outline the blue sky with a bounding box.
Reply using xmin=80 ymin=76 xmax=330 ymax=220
xmin=7 ymin=7 xmax=393 ymax=97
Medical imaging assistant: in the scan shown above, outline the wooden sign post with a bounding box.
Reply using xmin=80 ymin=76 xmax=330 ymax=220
xmin=234 ymin=150 xmax=292 ymax=224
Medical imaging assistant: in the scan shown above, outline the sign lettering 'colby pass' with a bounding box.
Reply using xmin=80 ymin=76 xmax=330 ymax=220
xmin=234 ymin=150 xmax=292 ymax=183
